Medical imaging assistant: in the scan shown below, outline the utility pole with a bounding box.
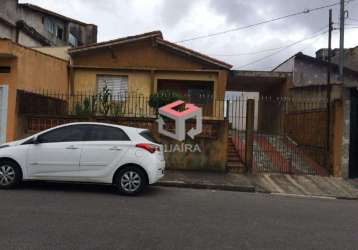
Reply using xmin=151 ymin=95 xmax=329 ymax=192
xmin=339 ymin=0 xmax=345 ymax=81
xmin=326 ymin=9 xmax=333 ymax=171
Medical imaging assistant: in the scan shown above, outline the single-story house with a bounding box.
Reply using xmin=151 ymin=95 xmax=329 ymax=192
xmin=67 ymin=31 xmax=232 ymax=118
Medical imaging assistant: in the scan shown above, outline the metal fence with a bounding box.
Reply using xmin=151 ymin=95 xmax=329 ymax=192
xmin=228 ymin=96 xmax=329 ymax=176
xmin=18 ymin=90 xmax=227 ymax=119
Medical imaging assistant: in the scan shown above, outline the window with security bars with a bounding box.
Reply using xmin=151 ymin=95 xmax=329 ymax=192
xmin=96 ymin=75 xmax=129 ymax=99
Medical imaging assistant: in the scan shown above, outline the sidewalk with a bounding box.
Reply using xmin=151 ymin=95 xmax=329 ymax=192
xmin=157 ymin=170 xmax=358 ymax=200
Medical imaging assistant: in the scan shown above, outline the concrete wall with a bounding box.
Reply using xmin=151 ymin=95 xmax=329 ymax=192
xmin=332 ymin=47 xmax=358 ymax=72
xmin=0 ymin=39 xmax=69 ymax=141
xmin=0 ymin=22 xmax=15 ymax=40
xmin=33 ymin=46 xmax=70 ymax=61
xmin=294 ymin=57 xmax=358 ymax=87
xmin=0 ymin=0 xmax=18 ymax=23
xmin=17 ymin=30 xmax=43 ymax=47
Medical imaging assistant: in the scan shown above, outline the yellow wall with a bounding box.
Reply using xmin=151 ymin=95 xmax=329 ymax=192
xmin=0 ymin=39 xmax=69 ymax=141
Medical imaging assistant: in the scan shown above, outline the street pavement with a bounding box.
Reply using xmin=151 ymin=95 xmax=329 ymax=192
xmin=0 ymin=182 xmax=357 ymax=250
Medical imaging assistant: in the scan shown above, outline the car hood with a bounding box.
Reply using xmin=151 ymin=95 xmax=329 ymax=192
xmin=1 ymin=138 xmax=29 ymax=147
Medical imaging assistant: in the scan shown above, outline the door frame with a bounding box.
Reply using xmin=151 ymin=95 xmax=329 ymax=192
xmin=0 ymin=84 xmax=8 ymax=144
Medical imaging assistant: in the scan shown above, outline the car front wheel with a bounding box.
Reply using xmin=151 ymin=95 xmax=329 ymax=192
xmin=116 ymin=167 xmax=147 ymax=195
xmin=0 ymin=160 xmax=21 ymax=189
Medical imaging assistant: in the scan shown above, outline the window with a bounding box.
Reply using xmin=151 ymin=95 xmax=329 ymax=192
xmin=57 ymin=27 xmax=64 ymax=40
xmin=69 ymin=33 xmax=78 ymax=47
xmin=97 ymin=75 xmax=128 ymax=97
xmin=188 ymin=88 xmax=212 ymax=104
xmin=38 ymin=125 xmax=88 ymax=143
xmin=44 ymin=17 xmax=55 ymax=34
xmin=0 ymin=67 xmax=10 ymax=73
xmin=86 ymin=125 xmax=130 ymax=141
xmin=139 ymin=130 xmax=159 ymax=143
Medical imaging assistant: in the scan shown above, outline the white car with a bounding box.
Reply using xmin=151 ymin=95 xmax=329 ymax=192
xmin=0 ymin=122 xmax=165 ymax=195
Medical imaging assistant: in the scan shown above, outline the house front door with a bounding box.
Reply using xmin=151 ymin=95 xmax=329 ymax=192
xmin=0 ymin=85 xmax=8 ymax=144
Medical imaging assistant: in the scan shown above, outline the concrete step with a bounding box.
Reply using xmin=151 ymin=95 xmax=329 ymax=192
xmin=226 ymin=162 xmax=245 ymax=168
xmin=227 ymin=157 xmax=241 ymax=163
xmin=227 ymin=162 xmax=246 ymax=174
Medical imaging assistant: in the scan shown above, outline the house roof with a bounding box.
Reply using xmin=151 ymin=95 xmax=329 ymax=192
xmin=19 ymin=3 xmax=94 ymax=26
xmin=273 ymin=52 xmax=358 ymax=77
xmin=68 ymin=31 xmax=232 ymax=69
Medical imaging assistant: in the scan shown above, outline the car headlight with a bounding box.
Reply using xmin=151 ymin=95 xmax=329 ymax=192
xmin=0 ymin=144 xmax=10 ymax=149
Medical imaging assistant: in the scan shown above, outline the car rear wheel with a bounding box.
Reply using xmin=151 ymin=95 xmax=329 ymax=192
xmin=115 ymin=167 xmax=147 ymax=195
xmin=0 ymin=160 xmax=21 ymax=189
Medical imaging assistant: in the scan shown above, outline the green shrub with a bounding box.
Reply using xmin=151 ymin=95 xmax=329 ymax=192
xmin=148 ymin=90 xmax=183 ymax=110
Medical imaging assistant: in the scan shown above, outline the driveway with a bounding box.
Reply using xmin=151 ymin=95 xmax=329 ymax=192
xmin=0 ymin=183 xmax=357 ymax=250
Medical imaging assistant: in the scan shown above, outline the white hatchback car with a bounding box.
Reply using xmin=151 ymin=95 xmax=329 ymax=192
xmin=0 ymin=122 xmax=165 ymax=195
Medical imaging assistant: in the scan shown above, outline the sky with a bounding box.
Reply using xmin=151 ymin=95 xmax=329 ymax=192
xmin=19 ymin=0 xmax=358 ymax=70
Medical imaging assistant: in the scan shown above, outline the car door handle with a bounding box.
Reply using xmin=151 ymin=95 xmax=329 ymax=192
xmin=66 ymin=145 xmax=79 ymax=150
xmin=109 ymin=146 xmax=122 ymax=151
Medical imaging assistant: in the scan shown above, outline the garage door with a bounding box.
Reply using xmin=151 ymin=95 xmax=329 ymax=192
xmin=0 ymin=85 xmax=8 ymax=144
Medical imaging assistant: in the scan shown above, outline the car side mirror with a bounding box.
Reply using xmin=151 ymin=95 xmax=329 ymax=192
xmin=32 ymin=136 xmax=41 ymax=145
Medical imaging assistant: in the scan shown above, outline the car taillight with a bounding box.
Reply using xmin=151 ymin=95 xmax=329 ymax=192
xmin=136 ymin=143 xmax=159 ymax=154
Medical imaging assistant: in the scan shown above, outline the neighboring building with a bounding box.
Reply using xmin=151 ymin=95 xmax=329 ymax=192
xmin=68 ymin=31 xmax=232 ymax=118
xmin=316 ymin=46 xmax=358 ymax=71
xmin=273 ymin=52 xmax=358 ymax=101
xmin=0 ymin=0 xmax=97 ymax=47
xmin=273 ymin=52 xmax=358 ymax=179
xmin=0 ymin=38 xmax=69 ymax=142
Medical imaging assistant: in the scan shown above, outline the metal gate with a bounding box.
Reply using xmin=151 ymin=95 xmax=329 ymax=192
xmin=0 ymin=85 xmax=9 ymax=144
xmin=349 ymin=89 xmax=358 ymax=178
xmin=228 ymin=96 xmax=329 ymax=176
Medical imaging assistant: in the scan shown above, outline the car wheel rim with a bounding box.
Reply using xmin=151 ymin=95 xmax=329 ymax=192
xmin=120 ymin=171 xmax=141 ymax=192
xmin=0 ymin=165 xmax=16 ymax=186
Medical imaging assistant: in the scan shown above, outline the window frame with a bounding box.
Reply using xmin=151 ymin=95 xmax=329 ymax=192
xmin=44 ymin=17 xmax=55 ymax=34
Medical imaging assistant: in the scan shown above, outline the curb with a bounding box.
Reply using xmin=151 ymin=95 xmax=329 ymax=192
xmin=155 ymin=180 xmax=256 ymax=193
xmin=269 ymin=192 xmax=358 ymax=201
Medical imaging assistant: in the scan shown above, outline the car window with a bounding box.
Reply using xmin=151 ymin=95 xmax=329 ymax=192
xmin=87 ymin=125 xmax=130 ymax=141
xmin=139 ymin=130 xmax=159 ymax=143
xmin=38 ymin=125 xmax=88 ymax=143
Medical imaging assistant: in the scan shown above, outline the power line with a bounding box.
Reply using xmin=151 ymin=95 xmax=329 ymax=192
xmin=348 ymin=17 xmax=358 ymax=22
xmin=175 ymin=1 xmax=354 ymax=43
xmin=246 ymin=26 xmax=358 ymax=70
xmin=236 ymin=27 xmax=329 ymax=69
xmin=210 ymin=47 xmax=287 ymax=57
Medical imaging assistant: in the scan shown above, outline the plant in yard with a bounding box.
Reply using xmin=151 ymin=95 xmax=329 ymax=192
xmin=91 ymin=95 xmax=98 ymax=115
xmin=99 ymin=85 xmax=112 ymax=116
xmin=111 ymin=101 xmax=124 ymax=116
xmin=74 ymin=97 xmax=91 ymax=116
xmin=75 ymin=102 xmax=83 ymax=116
xmin=149 ymin=90 xmax=183 ymax=112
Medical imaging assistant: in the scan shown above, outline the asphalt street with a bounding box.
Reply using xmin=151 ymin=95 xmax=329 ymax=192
xmin=0 ymin=182 xmax=357 ymax=250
